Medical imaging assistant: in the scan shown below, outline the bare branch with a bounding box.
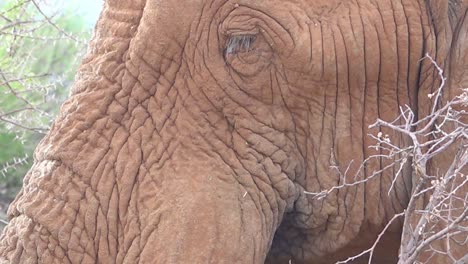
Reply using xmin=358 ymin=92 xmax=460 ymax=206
xmin=305 ymin=54 xmax=467 ymax=263
xmin=336 ymin=212 xmax=405 ymax=264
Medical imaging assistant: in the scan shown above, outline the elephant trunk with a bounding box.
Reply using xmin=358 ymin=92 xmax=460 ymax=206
xmin=136 ymin=157 xmax=273 ymax=263
xmin=0 ymin=153 xmax=278 ymax=263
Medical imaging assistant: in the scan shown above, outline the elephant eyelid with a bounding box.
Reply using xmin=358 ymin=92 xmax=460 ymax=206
xmin=224 ymin=34 xmax=257 ymax=56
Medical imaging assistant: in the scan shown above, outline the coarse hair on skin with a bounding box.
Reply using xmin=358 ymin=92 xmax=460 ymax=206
xmin=224 ymin=34 xmax=257 ymax=56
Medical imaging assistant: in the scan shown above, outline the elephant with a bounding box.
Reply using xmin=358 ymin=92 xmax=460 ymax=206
xmin=0 ymin=0 xmax=466 ymax=263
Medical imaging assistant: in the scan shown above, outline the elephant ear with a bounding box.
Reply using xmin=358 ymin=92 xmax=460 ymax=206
xmin=446 ymin=0 xmax=468 ymax=96
xmin=426 ymin=0 xmax=466 ymax=31
xmin=402 ymin=1 xmax=468 ymax=263
xmin=417 ymin=0 xmax=467 ymax=110
xmin=417 ymin=0 xmax=467 ymax=168
xmin=421 ymin=0 xmax=467 ymax=174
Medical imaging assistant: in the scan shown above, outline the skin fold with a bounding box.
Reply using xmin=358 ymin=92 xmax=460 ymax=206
xmin=0 ymin=0 xmax=466 ymax=263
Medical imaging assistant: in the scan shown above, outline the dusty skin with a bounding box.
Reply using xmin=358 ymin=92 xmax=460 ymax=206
xmin=0 ymin=0 xmax=467 ymax=263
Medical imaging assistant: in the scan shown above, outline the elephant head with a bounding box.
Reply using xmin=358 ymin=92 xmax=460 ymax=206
xmin=0 ymin=0 xmax=466 ymax=263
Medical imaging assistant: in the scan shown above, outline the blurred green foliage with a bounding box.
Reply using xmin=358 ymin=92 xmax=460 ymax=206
xmin=0 ymin=0 xmax=97 ymax=201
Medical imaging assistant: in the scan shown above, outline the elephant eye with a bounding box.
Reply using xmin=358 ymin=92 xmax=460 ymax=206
xmin=222 ymin=32 xmax=272 ymax=76
xmin=224 ymin=34 xmax=257 ymax=56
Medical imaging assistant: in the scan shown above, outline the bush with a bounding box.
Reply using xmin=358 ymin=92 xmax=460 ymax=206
xmin=0 ymin=0 xmax=98 ymax=208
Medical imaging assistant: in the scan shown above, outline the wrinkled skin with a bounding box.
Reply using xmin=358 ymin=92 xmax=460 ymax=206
xmin=0 ymin=0 xmax=466 ymax=263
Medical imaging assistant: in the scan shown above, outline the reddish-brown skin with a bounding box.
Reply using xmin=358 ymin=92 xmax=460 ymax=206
xmin=0 ymin=0 xmax=466 ymax=263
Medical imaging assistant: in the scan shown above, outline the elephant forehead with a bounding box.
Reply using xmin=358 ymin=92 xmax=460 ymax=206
xmin=132 ymin=1 xmax=202 ymax=53
xmin=130 ymin=0 xmax=427 ymax=64
xmin=134 ymin=0 xmax=342 ymax=46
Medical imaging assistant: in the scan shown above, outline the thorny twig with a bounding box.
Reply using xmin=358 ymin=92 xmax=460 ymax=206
xmin=1 ymin=154 xmax=29 ymax=177
xmin=30 ymin=0 xmax=85 ymax=44
xmin=0 ymin=1 xmax=90 ymax=184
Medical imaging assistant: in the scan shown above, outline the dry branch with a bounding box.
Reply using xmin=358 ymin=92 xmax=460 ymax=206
xmin=304 ymin=54 xmax=467 ymax=263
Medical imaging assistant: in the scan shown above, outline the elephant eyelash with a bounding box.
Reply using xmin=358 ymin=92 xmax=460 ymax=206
xmin=224 ymin=34 xmax=257 ymax=56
